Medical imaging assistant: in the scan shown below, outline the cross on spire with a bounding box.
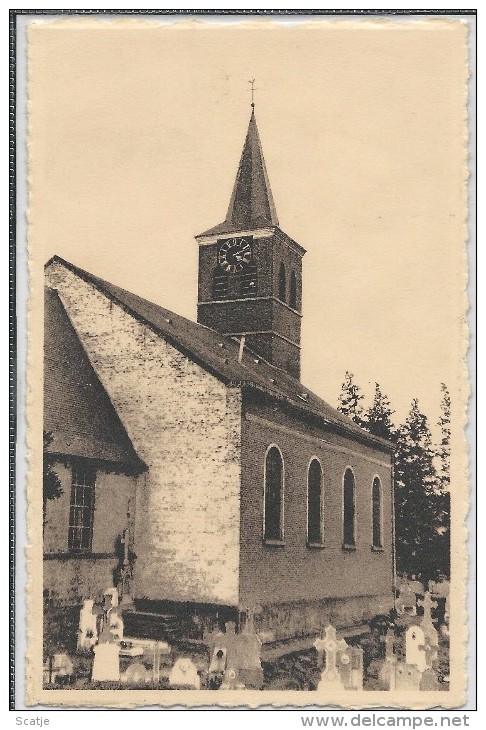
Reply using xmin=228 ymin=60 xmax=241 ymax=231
xmin=248 ymin=79 xmax=257 ymax=108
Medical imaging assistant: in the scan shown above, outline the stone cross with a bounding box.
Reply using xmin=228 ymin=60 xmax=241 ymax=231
xmin=418 ymin=592 xmax=439 ymax=647
xmin=315 ymin=625 xmax=348 ymax=691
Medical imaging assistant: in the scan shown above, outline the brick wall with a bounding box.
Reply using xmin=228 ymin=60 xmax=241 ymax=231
xmin=239 ymin=393 xmax=394 ymax=617
xmin=46 ymin=261 xmax=242 ymax=606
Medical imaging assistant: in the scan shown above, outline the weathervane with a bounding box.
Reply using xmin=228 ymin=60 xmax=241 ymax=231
xmin=248 ymin=78 xmax=257 ymax=108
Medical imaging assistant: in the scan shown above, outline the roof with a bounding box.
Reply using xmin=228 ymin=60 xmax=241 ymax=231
xmin=44 ymin=286 xmax=146 ymax=471
xmin=197 ymin=110 xmax=279 ymax=238
xmin=46 ymin=256 xmax=394 ymax=454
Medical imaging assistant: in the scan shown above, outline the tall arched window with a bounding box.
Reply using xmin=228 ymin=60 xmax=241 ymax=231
xmin=343 ymin=468 xmax=356 ymax=547
xmin=278 ymin=263 xmax=286 ymax=302
xmin=264 ymin=446 xmax=284 ymax=542
xmin=289 ymin=271 xmax=298 ymax=309
xmin=307 ymin=458 xmax=323 ymax=545
xmin=372 ymin=477 xmax=383 ymax=548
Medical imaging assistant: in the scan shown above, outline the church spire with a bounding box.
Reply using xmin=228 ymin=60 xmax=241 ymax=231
xmin=197 ymin=109 xmax=279 ymax=238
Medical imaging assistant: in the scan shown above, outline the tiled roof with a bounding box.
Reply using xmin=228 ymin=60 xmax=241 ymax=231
xmin=46 ymin=256 xmax=394 ymax=454
xmin=197 ymin=110 xmax=279 ymax=238
xmin=44 ymin=287 xmax=146 ymax=470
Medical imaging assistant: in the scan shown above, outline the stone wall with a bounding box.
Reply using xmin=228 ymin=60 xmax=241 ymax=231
xmin=46 ymin=260 xmax=242 ymax=606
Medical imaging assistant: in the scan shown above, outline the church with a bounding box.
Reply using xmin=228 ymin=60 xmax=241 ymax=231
xmin=43 ymin=106 xmax=395 ymax=652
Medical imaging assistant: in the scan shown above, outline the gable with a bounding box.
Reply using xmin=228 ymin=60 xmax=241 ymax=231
xmin=44 ymin=287 xmax=144 ymax=471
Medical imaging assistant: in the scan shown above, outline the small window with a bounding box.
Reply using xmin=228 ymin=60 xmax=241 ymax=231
xmin=289 ymin=271 xmax=298 ymax=309
xmin=264 ymin=446 xmax=284 ymax=542
xmin=307 ymin=459 xmax=323 ymax=545
xmin=68 ymin=464 xmax=96 ymax=552
xmin=278 ymin=263 xmax=286 ymax=302
xmin=372 ymin=477 xmax=383 ymax=548
xmin=343 ymin=468 xmax=356 ymax=547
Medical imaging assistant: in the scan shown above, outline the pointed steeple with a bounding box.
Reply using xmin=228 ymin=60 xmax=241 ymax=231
xmin=198 ymin=109 xmax=279 ymax=238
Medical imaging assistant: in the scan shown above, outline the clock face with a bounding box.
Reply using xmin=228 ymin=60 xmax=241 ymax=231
xmin=218 ymin=238 xmax=252 ymax=273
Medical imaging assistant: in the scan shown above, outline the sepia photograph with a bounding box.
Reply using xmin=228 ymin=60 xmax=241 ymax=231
xmin=14 ymin=9 xmax=474 ymax=710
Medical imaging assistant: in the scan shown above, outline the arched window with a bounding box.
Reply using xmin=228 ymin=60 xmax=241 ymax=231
xmin=343 ymin=468 xmax=356 ymax=547
xmin=264 ymin=446 xmax=284 ymax=542
xmin=289 ymin=271 xmax=298 ymax=309
xmin=307 ymin=459 xmax=323 ymax=545
xmin=278 ymin=263 xmax=286 ymax=302
xmin=372 ymin=477 xmax=383 ymax=548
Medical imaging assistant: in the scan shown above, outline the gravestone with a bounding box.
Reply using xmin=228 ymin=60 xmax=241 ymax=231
xmin=237 ymin=607 xmax=264 ymax=689
xmin=337 ymin=645 xmax=363 ymax=690
xmin=121 ymin=662 xmax=151 ymax=685
xmin=51 ymin=653 xmax=74 ymax=684
xmin=405 ymin=625 xmax=426 ymax=672
xmin=108 ymin=607 xmax=124 ymax=642
xmin=315 ymin=625 xmax=348 ymax=691
xmin=394 ymin=663 xmax=422 ymax=691
xmin=418 ymin=592 xmax=439 ymax=647
xmin=91 ymin=642 xmax=121 ymax=682
xmin=420 ymin=667 xmax=440 ymax=691
xmin=396 ymin=583 xmax=417 ymax=616
xmin=169 ymin=657 xmax=200 ymax=689
xmin=378 ymin=631 xmax=397 ymax=691
xmin=205 ymin=617 xmax=264 ymax=690
xmin=77 ymin=599 xmax=98 ymax=650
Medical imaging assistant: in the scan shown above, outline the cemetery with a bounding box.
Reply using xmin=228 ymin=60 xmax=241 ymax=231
xmin=43 ymin=577 xmax=449 ymax=692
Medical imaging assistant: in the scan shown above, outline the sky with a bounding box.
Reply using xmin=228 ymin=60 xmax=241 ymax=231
xmin=28 ymin=17 xmax=469 ymax=427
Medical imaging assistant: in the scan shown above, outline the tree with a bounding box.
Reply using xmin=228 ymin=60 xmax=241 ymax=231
xmin=363 ymin=383 xmax=396 ymax=442
xmin=394 ymin=399 xmax=444 ymax=584
xmin=43 ymin=431 xmax=63 ymax=531
xmin=433 ymin=383 xmax=451 ymax=578
xmin=337 ymin=371 xmax=365 ymax=427
xmin=436 ymin=383 xmax=451 ymax=494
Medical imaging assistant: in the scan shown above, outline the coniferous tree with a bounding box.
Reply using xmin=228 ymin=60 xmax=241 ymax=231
xmin=363 ymin=382 xmax=396 ymax=442
xmin=433 ymin=383 xmax=451 ymax=578
xmin=436 ymin=383 xmax=451 ymax=494
xmin=394 ymin=399 xmax=442 ymax=583
xmin=337 ymin=371 xmax=365 ymax=427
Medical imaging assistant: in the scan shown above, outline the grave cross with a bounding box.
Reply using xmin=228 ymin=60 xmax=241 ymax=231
xmin=383 ymin=630 xmax=396 ymax=661
xmin=418 ymin=591 xmax=437 ymax=623
xmin=315 ymin=625 xmax=347 ymax=676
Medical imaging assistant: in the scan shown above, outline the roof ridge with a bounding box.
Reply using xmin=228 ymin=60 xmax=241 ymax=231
xmin=45 ymin=255 xmax=394 ymax=453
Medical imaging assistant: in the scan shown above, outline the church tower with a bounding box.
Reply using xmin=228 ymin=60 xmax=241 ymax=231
xmin=196 ymin=107 xmax=306 ymax=380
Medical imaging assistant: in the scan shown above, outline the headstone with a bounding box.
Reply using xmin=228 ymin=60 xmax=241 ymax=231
xmin=337 ymin=645 xmax=363 ymax=690
xmin=103 ymin=587 xmax=119 ymax=608
xmin=394 ymin=663 xmax=422 ymax=690
xmin=205 ymin=617 xmax=264 ymax=690
xmin=121 ymin=662 xmax=151 ymax=685
xmin=169 ymin=657 xmax=200 ymax=689
xmin=378 ymin=631 xmax=397 ymax=690
xmin=77 ymin=599 xmax=98 ymax=650
xmin=108 ymin=607 xmax=124 ymax=642
xmin=405 ymin=625 xmax=426 ymax=672
xmin=51 ymin=653 xmax=74 ymax=684
xmin=91 ymin=642 xmax=120 ymax=682
xmin=417 ymin=592 xmax=439 ymax=647
xmin=396 ymin=583 xmax=417 ymax=616
xmin=236 ymin=608 xmax=264 ymax=689
xmin=315 ymin=625 xmax=347 ymax=691
xmin=420 ymin=668 xmax=440 ymax=691
xmin=220 ymin=667 xmax=245 ymax=690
